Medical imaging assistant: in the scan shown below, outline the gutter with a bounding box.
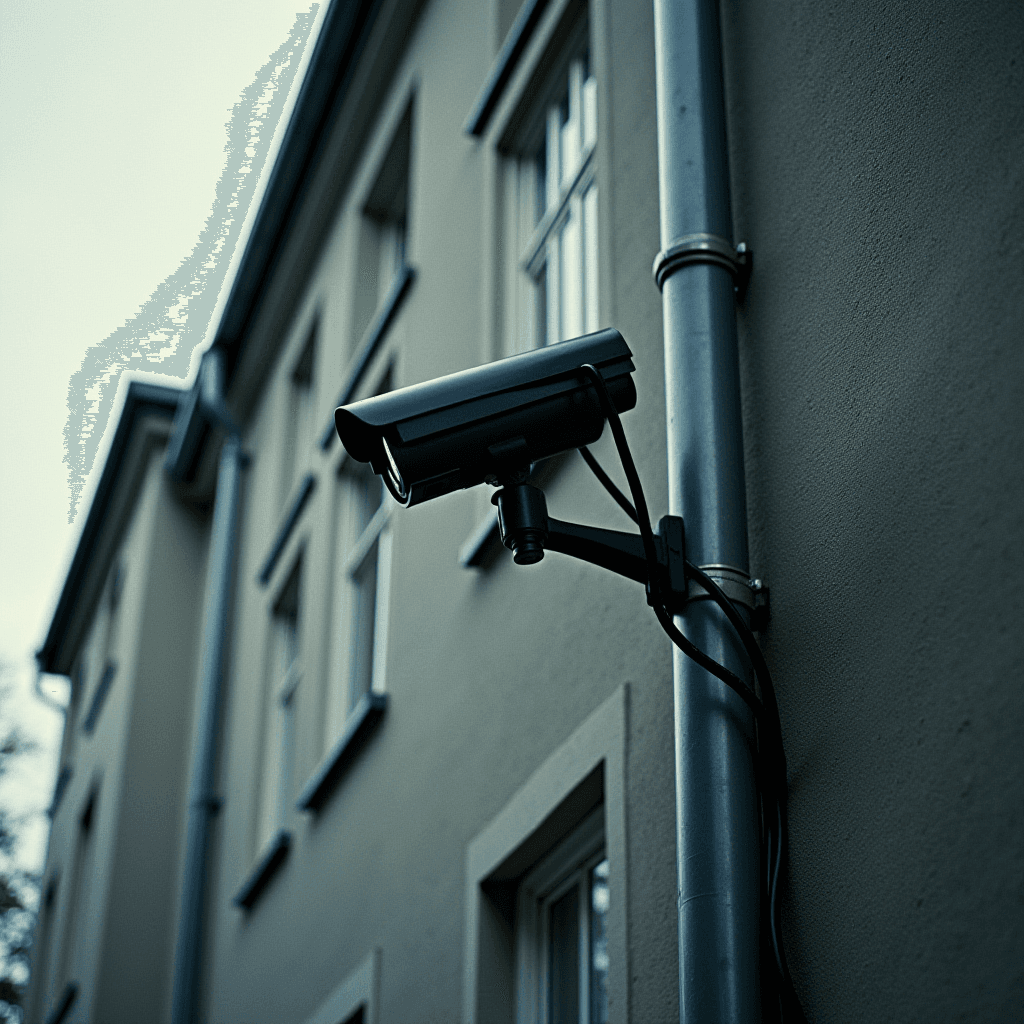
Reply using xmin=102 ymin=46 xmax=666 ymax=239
xmin=164 ymin=1 xmax=386 ymax=1016
xmin=651 ymin=1 xmax=762 ymax=1021
xmin=168 ymin=352 xmax=245 ymax=1024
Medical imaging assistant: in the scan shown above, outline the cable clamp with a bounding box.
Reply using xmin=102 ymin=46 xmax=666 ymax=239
xmin=653 ymin=234 xmax=751 ymax=294
xmin=688 ymin=564 xmax=770 ymax=631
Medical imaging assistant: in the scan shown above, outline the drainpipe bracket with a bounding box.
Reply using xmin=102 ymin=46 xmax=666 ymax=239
xmin=653 ymin=234 xmax=751 ymax=295
xmin=688 ymin=564 xmax=770 ymax=631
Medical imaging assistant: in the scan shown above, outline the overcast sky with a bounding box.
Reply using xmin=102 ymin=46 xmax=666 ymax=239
xmin=0 ymin=1 xmax=318 ymax=871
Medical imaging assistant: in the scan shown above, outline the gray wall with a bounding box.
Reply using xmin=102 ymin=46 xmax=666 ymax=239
xmin=722 ymin=0 xmax=1024 ymax=1018
xmin=92 ymin=470 xmax=209 ymax=1023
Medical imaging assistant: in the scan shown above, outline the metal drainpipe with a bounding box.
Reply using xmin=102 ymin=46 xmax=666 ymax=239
xmin=170 ymin=351 xmax=243 ymax=1024
xmin=651 ymin=1 xmax=762 ymax=1022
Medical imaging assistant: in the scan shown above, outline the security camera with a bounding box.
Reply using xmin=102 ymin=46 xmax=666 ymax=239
xmin=334 ymin=329 xmax=637 ymax=506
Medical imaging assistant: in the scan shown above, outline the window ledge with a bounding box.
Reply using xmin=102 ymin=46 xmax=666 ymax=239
xmin=464 ymin=0 xmax=551 ymax=137
xmin=48 ymin=765 xmax=73 ymax=818
xmin=82 ymin=660 xmax=117 ymax=735
xmin=319 ymin=263 xmax=416 ymax=450
xmin=296 ymin=692 xmax=388 ymax=813
xmin=258 ymin=474 xmax=317 ymax=585
xmin=45 ymin=982 xmax=78 ymax=1024
xmin=233 ymin=829 xmax=292 ymax=910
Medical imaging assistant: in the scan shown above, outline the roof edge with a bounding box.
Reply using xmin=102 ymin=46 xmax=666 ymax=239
xmin=38 ymin=382 xmax=182 ymax=675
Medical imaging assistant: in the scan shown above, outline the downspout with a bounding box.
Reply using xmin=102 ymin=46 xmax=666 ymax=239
xmin=651 ymin=2 xmax=761 ymax=1022
xmin=169 ymin=349 xmax=244 ymax=1024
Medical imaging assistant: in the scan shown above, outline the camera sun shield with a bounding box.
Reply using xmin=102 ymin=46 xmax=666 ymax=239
xmin=334 ymin=329 xmax=637 ymax=506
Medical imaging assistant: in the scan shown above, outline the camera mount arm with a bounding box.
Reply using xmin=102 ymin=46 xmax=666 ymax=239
xmin=492 ymin=482 xmax=688 ymax=612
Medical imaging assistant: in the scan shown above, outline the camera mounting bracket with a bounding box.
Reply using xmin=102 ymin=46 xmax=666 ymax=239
xmin=492 ymin=482 xmax=689 ymax=613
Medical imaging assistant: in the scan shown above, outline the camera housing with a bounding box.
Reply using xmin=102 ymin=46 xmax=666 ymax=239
xmin=334 ymin=328 xmax=637 ymax=506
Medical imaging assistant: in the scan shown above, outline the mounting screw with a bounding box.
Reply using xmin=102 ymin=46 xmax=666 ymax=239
xmin=749 ymin=578 xmax=770 ymax=632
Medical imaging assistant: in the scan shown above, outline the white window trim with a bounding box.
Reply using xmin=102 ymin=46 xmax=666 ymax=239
xmin=327 ymin=472 xmax=394 ymax=745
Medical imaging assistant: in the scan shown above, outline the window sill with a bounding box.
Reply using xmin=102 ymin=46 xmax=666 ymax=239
xmin=319 ymin=263 xmax=416 ymax=451
xmin=464 ymin=0 xmax=550 ymax=136
xmin=82 ymin=660 xmax=116 ymax=735
xmin=257 ymin=474 xmax=317 ymax=586
xmin=233 ymin=829 xmax=292 ymax=910
xmin=296 ymin=692 xmax=388 ymax=813
xmin=48 ymin=764 xmax=73 ymax=818
xmin=45 ymin=982 xmax=78 ymax=1024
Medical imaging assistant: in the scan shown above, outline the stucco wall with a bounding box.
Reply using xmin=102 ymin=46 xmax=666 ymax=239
xmin=722 ymin=0 xmax=1024 ymax=1019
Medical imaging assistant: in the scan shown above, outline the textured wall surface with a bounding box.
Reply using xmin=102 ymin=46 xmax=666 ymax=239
xmin=722 ymin=1 xmax=1024 ymax=1019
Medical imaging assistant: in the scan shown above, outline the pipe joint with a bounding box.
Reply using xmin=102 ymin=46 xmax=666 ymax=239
xmin=653 ymin=234 xmax=751 ymax=293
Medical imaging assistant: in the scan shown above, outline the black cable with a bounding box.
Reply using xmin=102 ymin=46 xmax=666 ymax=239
xmin=577 ymin=367 xmax=765 ymax=722
xmin=578 ymin=365 xmax=659 ymax=573
xmin=578 ymin=446 xmax=638 ymax=524
xmin=685 ymin=563 xmax=805 ymax=1023
xmin=577 ymin=367 xmax=807 ymax=1024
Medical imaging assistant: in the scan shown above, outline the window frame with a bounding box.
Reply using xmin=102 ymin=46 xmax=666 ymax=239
xmin=255 ymin=557 xmax=304 ymax=856
xmin=462 ymin=1 xmax=604 ymax=569
xmin=328 ymin=458 xmax=393 ymax=737
xmin=462 ymin=686 xmax=629 ymax=1024
xmin=280 ymin=319 xmax=319 ymax=509
xmin=515 ymin=806 xmax=608 ymax=1024
xmin=499 ymin=13 xmax=599 ymax=355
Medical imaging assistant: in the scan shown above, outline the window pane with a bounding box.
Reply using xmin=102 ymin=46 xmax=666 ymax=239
xmin=258 ymin=698 xmax=284 ymax=847
xmin=583 ymin=185 xmax=599 ymax=333
xmin=548 ymin=883 xmax=580 ymax=1024
xmin=560 ymin=111 xmax=578 ymax=189
xmin=546 ymin=106 xmax=562 ymax=212
xmin=545 ymin=241 xmax=560 ymax=346
xmin=589 ymin=859 xmax=610 ymax=1024
xmin=349 ymin=544 xmax=379 ymax=707
xmin=276 ymin=615 xmax=298 ymax=679
xmin=534 ymin=152 xmax=547 ymax=227
xmin=583 ymin=74 xmax=597 ymax=152
xmin=377 ymin=220 xmax=406 ymax=305
xmin=560 ymin=207 xmax=584 ymax=341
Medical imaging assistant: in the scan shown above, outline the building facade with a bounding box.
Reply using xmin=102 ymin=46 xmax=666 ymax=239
xmin=30 ymin=0 xmax=1023 ymax=1022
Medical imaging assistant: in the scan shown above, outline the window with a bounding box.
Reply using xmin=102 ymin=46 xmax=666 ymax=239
xmin=54 ymin=792 xmax=97 ymax=998
xmin=326 ymin=453 xmax=392 ymax=745
xmin=282 ymin=323 xmax=318 ymax=508
xmin=503 ymin=25 xmax=598 ymax=354
xmin=351 ymin=103 xmax=412 ymax=355
xmin=28 ymin=876 xmax=59 ymax=1016
xmin=463 ymin=688 xmax=628 ymax=1024
xmin=256 ymin=561 xmax=302 ymax=853
xmin=515 ymin=808 xmax=608 ymax=1024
